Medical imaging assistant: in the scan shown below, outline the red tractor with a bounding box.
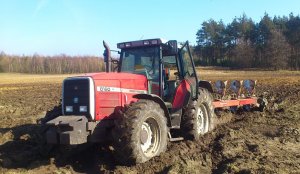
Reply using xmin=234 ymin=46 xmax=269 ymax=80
xmin=42 ymin=38 xmax=260 ymax=164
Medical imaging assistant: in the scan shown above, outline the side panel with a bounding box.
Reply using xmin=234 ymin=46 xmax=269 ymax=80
xmin=92 ymin=74 xmax=148 ymax=120
xmin=172 ymin=80 xmax=191 ymax=111
xmin=94 ymin=80 xmax=122 ymax=120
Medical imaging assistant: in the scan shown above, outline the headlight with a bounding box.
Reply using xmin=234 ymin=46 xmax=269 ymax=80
xmin=79 ymin=106 xmax=87 ymax=112
xmin=66 ymin=106 xmax=73 ymax=112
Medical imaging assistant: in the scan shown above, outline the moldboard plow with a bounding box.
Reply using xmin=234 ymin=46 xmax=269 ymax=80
xmin=211 ymin=79 xmax=263 ymax=113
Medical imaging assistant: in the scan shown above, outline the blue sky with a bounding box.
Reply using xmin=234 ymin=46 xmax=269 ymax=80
xmin=0 ymin=0 xmax=299 ymax=56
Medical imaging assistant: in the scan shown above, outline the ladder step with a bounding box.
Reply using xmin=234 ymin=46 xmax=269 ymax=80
xmin=168 ymin=132 xmax=184 ymax=142
xmin=170 ymin=137 xmax=184 ymax=142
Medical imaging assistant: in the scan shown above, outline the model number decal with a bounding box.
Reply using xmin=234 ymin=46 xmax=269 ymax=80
xmin=96 ymin=86 xmax=147 ymax=94
xmin=97 ymin=86 xmax=111 ymax=92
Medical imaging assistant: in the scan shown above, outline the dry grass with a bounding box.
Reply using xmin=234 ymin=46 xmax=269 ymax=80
xmin=0 ymin=68 xmax=299 ymax=85
xmin=0 ymin=73 xmax=78 ymax=85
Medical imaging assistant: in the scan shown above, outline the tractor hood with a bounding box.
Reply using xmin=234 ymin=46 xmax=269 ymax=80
xmin=84 ymin=72 xmax=146 ymax=81
xmin=77 ymin=72 xmax=149 ymax=120
xmin=82 ymin=72 xmax=148 ymax=92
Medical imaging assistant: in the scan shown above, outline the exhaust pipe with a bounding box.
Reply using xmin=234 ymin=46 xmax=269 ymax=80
xmin=103 ymin=40 xmax=111 ymax=72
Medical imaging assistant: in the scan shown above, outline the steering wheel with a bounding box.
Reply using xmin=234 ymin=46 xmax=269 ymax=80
xmin=143 ymin=64 xmax=154 ymax=74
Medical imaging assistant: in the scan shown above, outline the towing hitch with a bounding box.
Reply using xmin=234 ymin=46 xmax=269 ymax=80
xmin=46 ymin=116 xmax=89 ymax=145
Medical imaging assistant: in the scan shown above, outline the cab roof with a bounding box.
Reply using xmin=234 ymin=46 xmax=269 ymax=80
xmin=117 ymin=38 xmax=170 ymax=49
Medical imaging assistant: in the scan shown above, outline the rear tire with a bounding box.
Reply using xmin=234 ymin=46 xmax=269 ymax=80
xmin=182 ymin=88 xmax=215 ymax=140
xmin=113 ymin=99 xmax=168 ymax=165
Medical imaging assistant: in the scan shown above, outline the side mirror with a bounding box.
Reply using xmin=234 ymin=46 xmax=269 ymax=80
xmin=168 ymin=40 xmax=178 ymax=55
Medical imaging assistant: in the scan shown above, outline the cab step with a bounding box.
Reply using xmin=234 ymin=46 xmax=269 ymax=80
xmin=168 ymin=132 xmax=184 ymax=142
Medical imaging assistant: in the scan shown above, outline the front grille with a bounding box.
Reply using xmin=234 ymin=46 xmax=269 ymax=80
xmin=63 ymin=78 xmax=90 ymax=117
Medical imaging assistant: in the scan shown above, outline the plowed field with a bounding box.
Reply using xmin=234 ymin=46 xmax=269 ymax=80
xmin=0 ymin=69 xmax=299 ymax=174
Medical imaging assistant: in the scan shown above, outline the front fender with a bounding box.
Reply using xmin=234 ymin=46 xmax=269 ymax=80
xmin=199 ymin=80 xmax=213 ymax=93
xmin=133 ymin=94 xmax=171 ymax=127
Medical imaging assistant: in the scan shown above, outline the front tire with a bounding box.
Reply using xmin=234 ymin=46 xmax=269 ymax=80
xmin=182 ymin=88 xmax=215 ymax=140
xmin=113 ymin=99 xmax=168 ymax=165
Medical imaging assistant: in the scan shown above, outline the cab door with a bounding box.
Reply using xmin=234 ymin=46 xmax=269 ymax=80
xmin=178 ymin=41 xmax=198 ymax=99
xmin=171 ymin=41 xmax=198 ymax=111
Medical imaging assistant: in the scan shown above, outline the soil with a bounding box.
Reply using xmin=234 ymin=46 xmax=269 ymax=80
xmin=0 ymin=71 xmax=299 ymax=174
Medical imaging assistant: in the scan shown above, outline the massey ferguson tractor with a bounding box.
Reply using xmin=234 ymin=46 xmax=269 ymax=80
xmin=41 ymin=38 xmax=261 ymax=164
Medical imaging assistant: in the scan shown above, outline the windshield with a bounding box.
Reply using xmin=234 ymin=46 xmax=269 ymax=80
xmin=120 ymin=46 xmax=160 ymax=80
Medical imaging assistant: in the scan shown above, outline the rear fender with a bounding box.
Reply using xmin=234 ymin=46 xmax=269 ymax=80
xmin=199 ymin=80 xmax=213 ymax=93
xmin=133 ymin=94 xmax=171 ymax=127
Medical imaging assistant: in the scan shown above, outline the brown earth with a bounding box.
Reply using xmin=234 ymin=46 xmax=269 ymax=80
xmin=0 ymin=70 xmax=299 ymax=174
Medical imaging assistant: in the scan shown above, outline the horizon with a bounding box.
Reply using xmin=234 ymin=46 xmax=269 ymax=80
xmin=1 ymin=0 xmax=300 ymax=56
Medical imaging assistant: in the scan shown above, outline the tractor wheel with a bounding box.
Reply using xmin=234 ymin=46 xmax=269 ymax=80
xmin=112 ymin=99 xmax=168 ymax=165
xmin=182 ymin=88 xmax=215 ymax=140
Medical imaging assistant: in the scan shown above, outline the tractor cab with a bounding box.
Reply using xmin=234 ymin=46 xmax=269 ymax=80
xmin=107 ymin=39 xmax=199 ymax=127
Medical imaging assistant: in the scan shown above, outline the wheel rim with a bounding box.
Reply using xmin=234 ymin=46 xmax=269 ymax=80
xmin=196 ymin=104 xmax=209 ymax=134
xmin=140 ymin=117 xmax=160 ymax=157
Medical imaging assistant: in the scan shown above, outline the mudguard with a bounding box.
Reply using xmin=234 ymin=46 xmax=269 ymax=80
xmin=199 ymin=80 xmax=213 ymax=93
xmin=133 ymin=94 xmax=171 ymax=127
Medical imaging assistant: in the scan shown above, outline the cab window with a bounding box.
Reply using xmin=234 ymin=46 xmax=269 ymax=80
xmin=180 ymin=45 xmax=195 ymax=78
xmin=120 ymin=47 xmax=160 ymax=81
xmin=120 ymin=46 xmax=160 ymax=95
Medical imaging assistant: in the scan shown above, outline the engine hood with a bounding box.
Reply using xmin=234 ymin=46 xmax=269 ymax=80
xmin=76 ymin=72 xmax=148 ymax=120
xmin=79 ymin=72 xmax=148 ymax=90
xmin=81 ymin=72 xmax=145 ymax=80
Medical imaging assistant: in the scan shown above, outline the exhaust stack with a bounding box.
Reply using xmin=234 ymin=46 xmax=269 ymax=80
xmin=103 ymin=40 xmax=111 ymax=72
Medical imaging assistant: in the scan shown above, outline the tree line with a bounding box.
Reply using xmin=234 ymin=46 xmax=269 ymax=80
xmin=1 ymin=12 xmax=300 ymax=73
xmin=194 ymin=13 xmax=300 ymax=70
xmin=0 ymin=52 xmax=105 ymax=74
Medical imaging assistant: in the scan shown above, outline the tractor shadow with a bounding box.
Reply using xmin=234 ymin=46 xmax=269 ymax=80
xmin=0 ymin=123 xmax=52 ymax=169
xmin=0 ymin=123 xmax=118 ymax=173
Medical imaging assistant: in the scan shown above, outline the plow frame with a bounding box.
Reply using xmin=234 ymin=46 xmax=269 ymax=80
xmin=212 ymin=97 xmax=258 ymax=108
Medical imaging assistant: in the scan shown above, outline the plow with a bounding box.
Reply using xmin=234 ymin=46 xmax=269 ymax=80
xmin=211 ymin=79 xmax=262 ymax=112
